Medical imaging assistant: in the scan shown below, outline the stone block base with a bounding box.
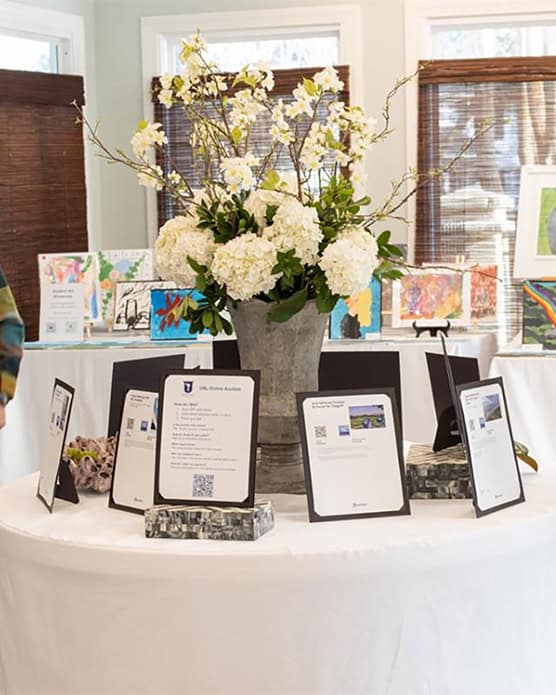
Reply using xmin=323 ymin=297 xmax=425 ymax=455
xmin=407 ymin=444 xmax=472 ymax=499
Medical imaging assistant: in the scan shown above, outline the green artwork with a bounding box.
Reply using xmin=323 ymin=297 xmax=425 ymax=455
xmin=536 ymin=188 xmax=556 ymax=256
xmin=522 ymin=280 xmax=556 ymax=350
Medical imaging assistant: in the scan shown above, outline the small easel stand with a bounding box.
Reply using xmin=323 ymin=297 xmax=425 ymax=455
xmin=55 ymin=460 xmax=79 ymax=504
xmin=412 ymin=320 xmax=451 ymax=338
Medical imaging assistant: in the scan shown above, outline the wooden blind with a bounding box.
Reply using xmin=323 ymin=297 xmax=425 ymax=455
xmin=416 ymin=57 xmax=556 ymax=344
xmin=152 ymin=66 xmax=350 ymax=227
xmin=0 ymin=69 xmax=88 ymax=341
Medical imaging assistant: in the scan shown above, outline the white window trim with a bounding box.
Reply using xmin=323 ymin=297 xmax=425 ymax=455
xmin=141 ymin=5 xmax=363 ymax=245
xmin=404 ymin=0 xmax=556 ymax=262
xmin=0 ymin=0 xmax=99 ymax=250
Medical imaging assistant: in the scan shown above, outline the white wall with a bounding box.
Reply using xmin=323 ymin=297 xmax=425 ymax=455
xmin=10 ymin=0 xmax=409 ymax=249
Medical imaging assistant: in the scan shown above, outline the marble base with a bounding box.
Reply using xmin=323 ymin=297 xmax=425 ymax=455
xmin=406 ymin=444 xmax=472 ymax=499
xmin=145 ymin=500 xmax=275 ymax=541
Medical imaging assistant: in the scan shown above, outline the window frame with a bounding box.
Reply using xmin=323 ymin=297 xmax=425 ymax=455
xmin=141 ymin=5 xmax=363 ymax=244
xmin=404 ymin=0 xmax=556 ymax=262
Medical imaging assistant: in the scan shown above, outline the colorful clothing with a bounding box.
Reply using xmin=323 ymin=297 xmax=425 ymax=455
xmin=0 ymin=268 xmax=24 ymax=400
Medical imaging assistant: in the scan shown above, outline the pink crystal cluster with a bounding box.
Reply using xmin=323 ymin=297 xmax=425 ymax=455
xmin=65 ymin=436 xmax=117 ymax=494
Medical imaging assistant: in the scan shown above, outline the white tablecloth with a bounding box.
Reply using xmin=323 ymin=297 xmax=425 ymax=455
xmin=0 ymin=471 xmax=553 ymax=695
xmin=0 ymin=333 xmax=497 ymax=486
xmin=490 ymin=353 xmax=556 ymax=470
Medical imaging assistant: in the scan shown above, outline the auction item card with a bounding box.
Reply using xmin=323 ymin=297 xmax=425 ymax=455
xmin=456 ymin=377 xmax=525 ymax=516
xmin=109 ymin=388 xmax=159 ymax=514
xmin=39 ymin=284 xmax=84 ymax=343
xmin=155 ymin=370 xmax=259 ymax=507
xmin=37 ymin=379 xmax=75 ymax=512
xmin=297 ymin=388 xmax=410 ymax=522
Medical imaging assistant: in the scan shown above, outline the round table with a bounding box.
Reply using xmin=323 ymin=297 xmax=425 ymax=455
xmin=1 ymin=473 xmax=555 ymax=695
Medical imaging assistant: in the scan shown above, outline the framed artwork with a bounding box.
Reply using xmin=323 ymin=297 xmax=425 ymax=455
xmin=391 ymin=270 xmax=470 ymax=327
xmin=150 ymin=288 xmax=206 ymax=340
xmin=329 ymin=278 xmax=381 ymax=340
xmin=514 ymin=165 xmax=556 ymax=278
xmin=522 ymin=280 xmax=556 ymax=350
xmin=113 ymin=280 xmax=176 ymax=331
xmin=470 ymin=265 xmax=498 ymax=321
xmin=97 ymin=249 xmax=154 ymax=322
xmin=38 ymin=253 xmax=101 ymax=322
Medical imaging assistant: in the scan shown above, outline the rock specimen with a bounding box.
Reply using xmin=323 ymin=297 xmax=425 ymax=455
xmin=65 ymin=435 xmax=117 ymax=494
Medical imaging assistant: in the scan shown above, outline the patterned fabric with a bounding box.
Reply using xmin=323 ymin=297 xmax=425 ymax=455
xmin=0 ymin=267 xmax=24 ymax=400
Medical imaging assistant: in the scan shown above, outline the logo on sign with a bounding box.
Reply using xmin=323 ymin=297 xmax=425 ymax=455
xmin=183 ymin=381 xmax=194 ymax=394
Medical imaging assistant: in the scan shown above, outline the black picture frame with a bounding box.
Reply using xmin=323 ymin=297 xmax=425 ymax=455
xmin=455 ymin=377 xmax=525 ymax=518
xmin=296 ymin=387 xmax=410 ymax=523
xmin=154 ymin=369 xmax=260 ymax=508
xmin=109 ymin=385 xmax=158 ymax=516
xmin=37 ymin=378 xmax=77 ymax=513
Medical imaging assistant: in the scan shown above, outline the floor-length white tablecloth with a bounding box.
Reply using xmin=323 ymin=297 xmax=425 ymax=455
xmin=490 ymin=352 xmax=556 ymax=470
xmin=0 ymin=471 xmax=553 ymax=695
xmin=0 ymin=334 xmax=497 ymax=485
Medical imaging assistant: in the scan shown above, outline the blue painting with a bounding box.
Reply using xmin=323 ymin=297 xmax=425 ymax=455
xmin=329 ymin=278 xmax=381 ymax=340
xmin=150 ymin=289 xmax=205 ymax=341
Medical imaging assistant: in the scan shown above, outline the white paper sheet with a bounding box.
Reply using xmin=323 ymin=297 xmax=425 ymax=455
xmin=158 ymin=373 xmax=255 ymax=504
xmin=37 ymin=381 xmax=74 ymax=510
xmin=301 ymin=392 xmax=406 ymax=517
xmin=458 ymin=382 xmax=522 ymax=511
xmin=111 ymin=389 xmax=158 ymax=511
xmin=39 ymin=284 xmax=84 ymax=343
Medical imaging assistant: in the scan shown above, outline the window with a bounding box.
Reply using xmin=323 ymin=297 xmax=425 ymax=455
xmin=415 ymin=57 xmax=556 ymax=344
xmin=164 ymin=33 xmax=339 ymax=73
xmin=0 ymin=29 xmax=61 ymax=72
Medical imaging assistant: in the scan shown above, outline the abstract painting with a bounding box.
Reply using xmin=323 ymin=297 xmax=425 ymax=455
xmin=392 ymin=271 xmax=470 ymax=327
xmin=150 ymin=289 xmax=206 ymax=340
xmin=329 ymin=278 xmax=381 ymax=340
xmin=522 ymin=280 xmax=556 ymax=350
xmin=38 ymin=253 xmax=100 ymax=322
xmin=470 ymin=265 xmax=498 ymax=321
xmin=97 ymin=249 xmax=154 ymax=322
xmin=536 ymin=188 xmax=556 ymax=256
xmin=113 ymin=280 xmax=176 ymax=331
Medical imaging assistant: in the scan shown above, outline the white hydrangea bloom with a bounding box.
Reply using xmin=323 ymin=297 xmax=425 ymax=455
xmin=220 ymin=153 xmax=259 ymax=194
xmin=154 ymin=214 xmax=216 ymax=286
xmin=337 ymin=226 xmax=378 ymax=257
xmin=137 ymin=165 xmax=164 ymax=190
xmin=130 ymin=122 xmax=167 ymax=158
xmin=245 ymin=189 xmax=288 ymax=228
xmin=319 ymin=236 xmax=379 ymax=297
xmin=313 ymin=66 xmax=344 ymax=93
xmin=211 ymin=233 xmax=279 ymax=301
xmin=262 ymin=198 xmax=323 ymax=265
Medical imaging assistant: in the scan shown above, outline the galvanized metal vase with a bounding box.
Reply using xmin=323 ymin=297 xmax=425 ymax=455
xmin=229 ymin=299 xmax=328 ymax=494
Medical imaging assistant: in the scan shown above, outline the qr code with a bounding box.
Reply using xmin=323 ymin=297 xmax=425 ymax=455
xmin=126 ymin=418 xmax=135 ymax=430
xmin=192 ymin=473 xmax=215 ymax=498
xmin=314 ymin=425 xmax=327 ymax=439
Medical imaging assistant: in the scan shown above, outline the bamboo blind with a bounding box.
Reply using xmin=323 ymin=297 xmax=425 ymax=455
xmin=0 ymin=69 xmax=88 ymax=341
xmin=151 ymin=66 xmax=350 ymax=227
xmin=416 ymin=57 xmax=556 ymax=344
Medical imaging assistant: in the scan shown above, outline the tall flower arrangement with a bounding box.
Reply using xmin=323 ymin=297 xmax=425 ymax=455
xmin=81 ymin=31 xmax=487 ymax=335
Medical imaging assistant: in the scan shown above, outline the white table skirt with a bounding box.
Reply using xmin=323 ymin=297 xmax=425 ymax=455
xmin=0 ymin=472 xmax=554 ymax=695
xmin=490 ymin=353 xmax=556 ymax=470
xmin=0 ymin=333 xmax=497 ymax=486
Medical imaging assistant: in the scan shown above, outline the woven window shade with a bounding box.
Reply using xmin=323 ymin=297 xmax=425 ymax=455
xmin=152 ymin=66 xmax=350 ymax=227
xmin=0 ymin=69 xmax=87 ymax=341
xmin=416 ymin=57 xmax=556 ymax=344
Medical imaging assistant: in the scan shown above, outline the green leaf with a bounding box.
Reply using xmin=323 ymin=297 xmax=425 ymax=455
xmin=187 ymin=256 xmax=207 ymax=274
xmin=265 ymin=204 xmax=279 ymax=226
xmin=261 ymin=169 xmax=280 ymax=191
xmin=267 ymin=287 xmax=308 ymax=323
xmin=202 ymin=311 xmax=214 ymax=328
xmin=303 ymin=77 xmax=318 ymax=97
xmin=231 ymin=126 xmax=243 ymax=145
xmin=376 ymin=230 xmax=391 ymax=246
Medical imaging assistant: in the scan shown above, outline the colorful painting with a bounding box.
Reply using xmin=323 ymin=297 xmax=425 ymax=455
xmin=98 ymin=249 xmax=154 ymax=322
xmin=470 ymin=265 xmax=498 ymax=320
xmin=329 ymin=278 xmax=381 ymax=340
xmin=522 ymin=280 xmax=556 ymax=350
xmin=38 ymin=253 xmax=100 ymax=321
xmin=150 ymin=289 xmax=206 ymax=340
xmin=392 ymin=271 xmax=470 ymax=327
xmin=114 ymin=280 xmax=176 ymax=331
xmin=536 ymin=188 xmax=556 ymax=256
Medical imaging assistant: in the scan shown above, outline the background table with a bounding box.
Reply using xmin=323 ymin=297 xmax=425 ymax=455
xmin=490 ymin=351 xmax=556 ymax=470
xmin=0 ymin=333 xmax=497 ymax=485
xmin=0 ymin=471 xmax=553 ymax=695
